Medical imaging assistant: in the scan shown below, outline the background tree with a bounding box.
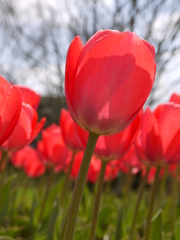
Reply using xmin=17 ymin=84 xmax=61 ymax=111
xmin=0 ymin=0 xmax=180 ymax=123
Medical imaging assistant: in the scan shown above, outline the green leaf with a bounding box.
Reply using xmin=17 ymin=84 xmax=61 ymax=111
xmin=150 ymin=209 xmax=162 ymax=240
xmin=47 ymin=200 xmax=59 ymax=240
xmin=115 ymin=207 xmax=125 ymax=240
xmin=0 ymin=174 xmax=17 ymax=220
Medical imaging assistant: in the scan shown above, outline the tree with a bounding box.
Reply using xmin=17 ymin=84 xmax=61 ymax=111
xmin=0 ymin=0 xmax=180 ymax=107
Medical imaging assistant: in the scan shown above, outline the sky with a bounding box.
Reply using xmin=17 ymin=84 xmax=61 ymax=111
xmin=0 ymin=0 xmax=180 ymax=107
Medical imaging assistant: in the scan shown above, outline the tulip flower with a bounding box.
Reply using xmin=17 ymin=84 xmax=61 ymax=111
xmin=141 ymin=103 xmax=180 ymax=165
xmin=0 ymin=151 xmax=5 ymax=171
xmin=0 ymin=76 xmax=22 ymax=146
xmin=170 ymin=93 xmax=180 ymax=105
xmin=135 ymin=130 xmax=149 ymax=165
xmin=65 ymin=30 xmax=155 ymax=136
xmin=19 ymin=85 xmax=41 ymax=109
xmin=37 ymin=124 xmax=70 ymax=167
xmin=144 ymin=167 xmax=165 ymax=184
xmin=59 ymin=109 xmax=83 ymax=152
xmin=74 ymin=111 xmax=141 ymax=161
xmin=119 ymin=145 xmax=142 ymax=175
xmin=11 ymin=146 xmax=45 ymax=177
xmin=70 ymin=151 xmax=101 ymax=184
xmin=64 ymin=30 xmax=156 ymax=240
xmin=2 ymin=103 xmax=46 ymax=152
xmin=139 ymin=103 xmax=180 ymax=240
xmin=104 ymin=160 xmax=119 ymax=182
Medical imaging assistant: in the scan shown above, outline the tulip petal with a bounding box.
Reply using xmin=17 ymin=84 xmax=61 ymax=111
xmin=65 ymin=36 xmax=83 ymax=121
xmin=30 ymin=117 xmax=46 ymax=144
xmin=165 ymin=129 xmax=180 ymax=164
xmin=170 ymin=93 xmax=180 ymax=105
xmin=0 ymin=84 xmax=22 ymax=146
xmin=142 ymin=108 xmax=162 ymax=162
xmin=154 ymin=103 xmax=180 ymax=158
xmin=76 ymin=30 xmax=119 ymax=72
xmin=141 ymin=39 xmax=155 ymax=61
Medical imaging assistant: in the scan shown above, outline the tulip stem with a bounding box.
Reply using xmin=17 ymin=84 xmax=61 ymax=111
xmin=39 ymin=168 xmax=54 ymax=224
xmin=129 ymin=167 xmax=149 ymax=239
xmin=144 ymin=165 xmax=161 ymax=240
xmin=170 ymin=162 xmax=180 ymax=235
xmin=89 ymin=161 xmax=107 ymax=240
xmin=124 ymin=169 xmax=133 ymax=207
xmin=60 ymin=151 xmax=75 ymax=206
xmin=64 ymin=132 xmax=99 ymax=240
xmin=158 ymin=166 xmax=168 ymax=206
xmin=0 ymin=151 xmax=8 ymax=210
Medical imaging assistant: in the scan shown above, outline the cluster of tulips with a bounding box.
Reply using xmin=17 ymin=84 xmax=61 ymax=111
xmin=1 ymin=29 xmax=180 ymax=240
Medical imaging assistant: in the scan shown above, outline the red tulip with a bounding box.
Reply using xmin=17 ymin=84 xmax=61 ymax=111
xmin=119 ymin=145 xmax=142 ymax=174
xmin=135 ymin=130 xmax=149 ymax=164
xmin=143 ymin=167 xmax=165 ymax=184
xmin=70 ymin=151 xmax=101 ymax=183
xmin=37 ymin=124 xmax=70 ymax=167
xmin=0 ymin=151 xmax=5 ymax=171
xmin=11 ymin=146 xmax=46 ymax=177
xmin=87 ymin=155 xmax=101 ymax=183
xmin=0 ymin=76 xmax=22 ymax=146
xmin=2 ymin=103 xmax=46 ymax=152
xmin=104 ymin=160 xmax=119 ymax=182
xmin=19 ymin=85 xmax=41 ymax=109
xmin=141 ymin=103 xmax=180 ymax=165
xmin=74 ymin=112 xmax=141 ymax=161
xmin=54 ymin=152 xmax=72 ymax=173
xmin=170 ymin=93 xmax=180 ymax=105
xmin=59 ymin=109 xmax=83 ymax=151
xmin=65 ymin=30 xmax=156 ymax=135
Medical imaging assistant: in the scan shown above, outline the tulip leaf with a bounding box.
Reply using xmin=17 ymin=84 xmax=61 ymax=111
xmin=150 ymin=208 xmax=162 ymax=240
xmin=47 ymin=199 xmax=59 ymax=240
xmin=0 ymin=174 xmax=16 ymax=220
xmin=115 ymin=207 xmax=125 ymax=240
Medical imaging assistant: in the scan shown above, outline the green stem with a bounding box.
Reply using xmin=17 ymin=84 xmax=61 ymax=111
xmin=144 ymin=165 xmax=161 ymax=240
xmin=170 ymin=162 xmax=180 ymax=235
xmin=0 ymin=151 xmax=8 ymax=210
xmin=158 ymin=165 xmax=168 ymax=206
xmin=19 ymin=175 xmax=30 ymax=205
xmin=115 ymin=207 xmax=123 ymax=240
xmin=64 ymin=132 xmax=99 ymax=240
xmin=60 ymin=151 xmax=75 ymax=206
xmin=38 ymin=174 xmax=45 ymax=200
xmin=39 ymin=168 xmax=54 ymax=224
xmin=59 ymin=152 xmax=75 ymax=239
xmin=124 ymin=169 xmax=133 ymax=207
xmin=89 ymin=161 xmax=107 ymax=240
xmin=129 ymin=168 xmax=150 ymax=239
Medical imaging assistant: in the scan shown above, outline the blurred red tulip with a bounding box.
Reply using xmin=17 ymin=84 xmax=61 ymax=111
xmin=70 ymin=151 xmax=101 ymax=183
xmin=0 ymin=151 xmax=5 ymax=170
xmin=59 ymin=109 xmax=83 ymax=151
xmin=135 ymin=130 xmax=149 ymax=164
xmin=0 ymin=76 xmax=22 ymax=146
xmin=140 ymin=103 xmax=180 ymax=165
xmin=2 ymin=103 xmax=46 ymax=152
xmin=19 ymin=85 xmax=41 ymax=109
xmin=143 ymin=167 xmax=165 ymax=184
xmin=65 ymin=30 xmax=156 ymax=135
xmin=119 ymin=145 xmax=143 ymax=174
xmin=54 ymin=152 xmax=72 ymax=173
xmin=170 ymin=93 xmax=180 ymax=105
xmin=74 ymin=111 xmax=141 ymax=161
xmin=11 ymin=146 xmax=45 ymax=177
xmin=104 ymin=160 xmax=119 ymax=182
xmin=37 ymin=124 xmax=70 ymax=167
